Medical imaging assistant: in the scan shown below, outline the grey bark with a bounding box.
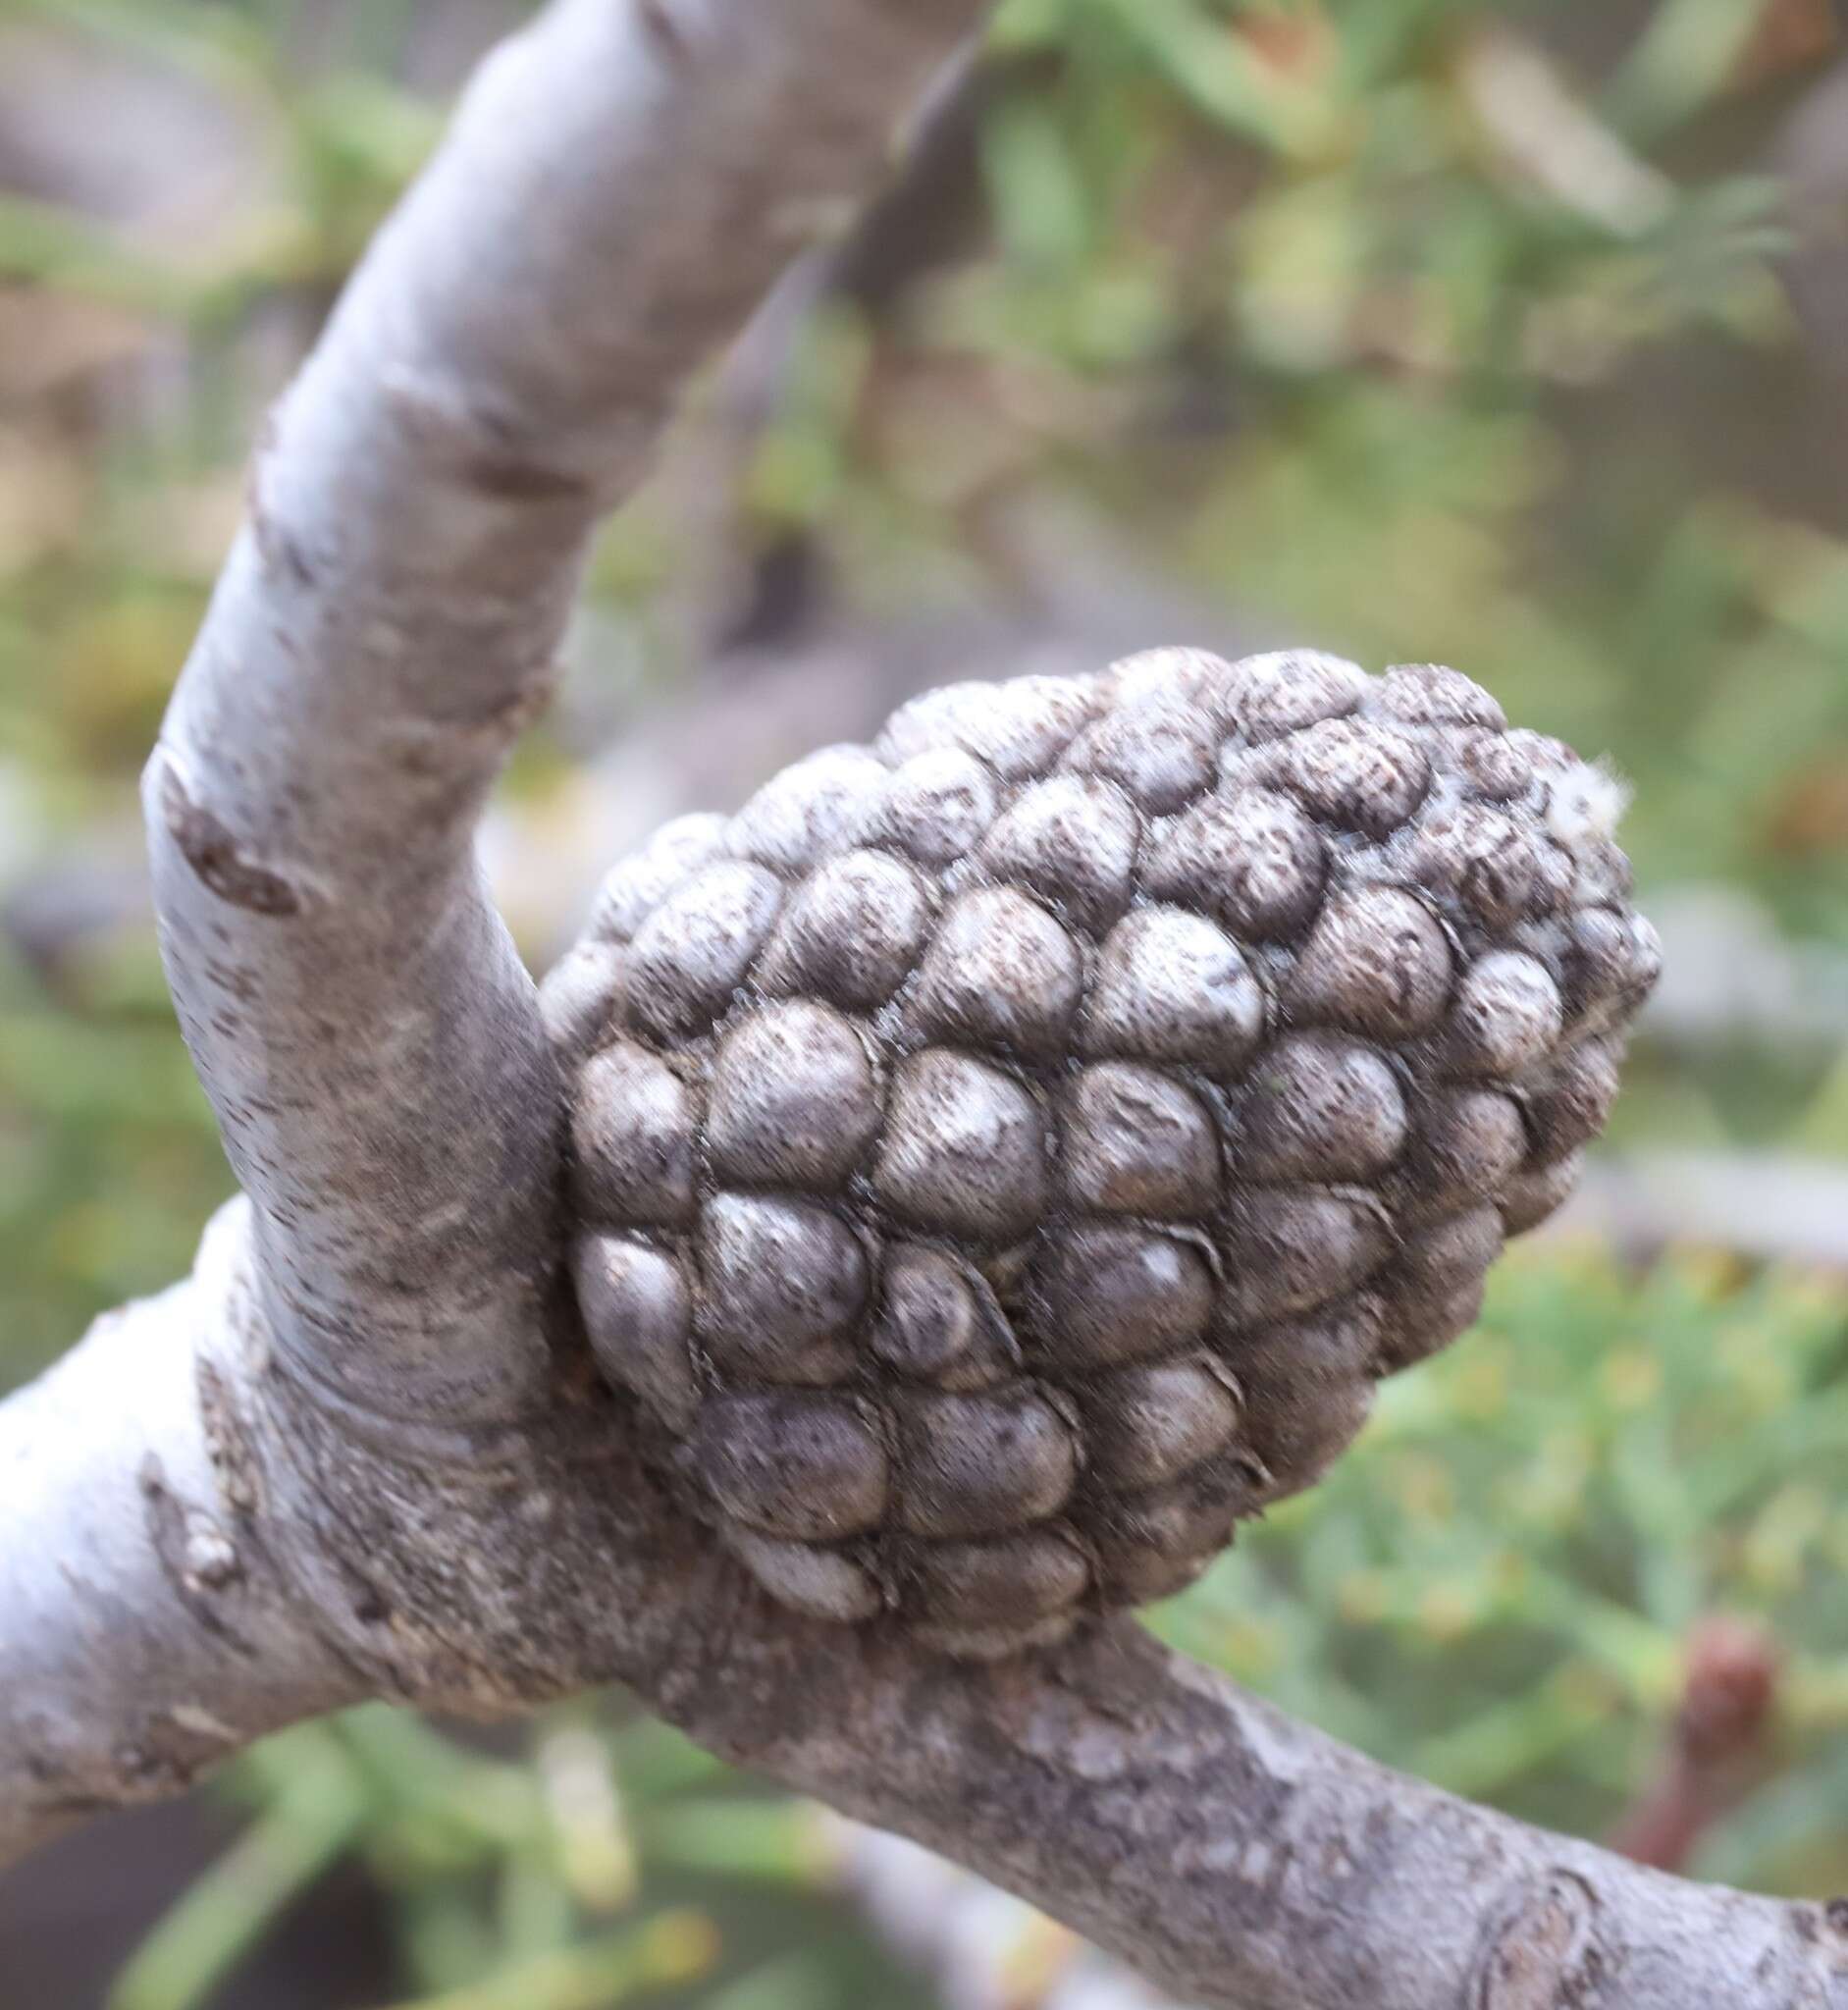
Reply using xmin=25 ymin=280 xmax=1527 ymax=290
xmin=143 ymin=0 xmax=980 ymax=1431
xmin=4 ymin=3 xmax=1848 ymax=2005
xmin=0 ymin=1211 xmax=367 ymax=1859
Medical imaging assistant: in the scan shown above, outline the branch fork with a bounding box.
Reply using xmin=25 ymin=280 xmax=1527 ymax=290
xmin=3 ymin=6 xmax=1845 ymax=2006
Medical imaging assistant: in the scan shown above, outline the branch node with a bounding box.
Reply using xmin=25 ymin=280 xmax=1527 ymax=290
xmin=182 ymin=1513 xmax=240 ymax=1592
xmin=1476 ymin=1871 xmax=1601 ymax=2010
xmin=379 ymin=361 xmax=599 ymax=509
xmin=155 ymin=759 xmax=305 ymax=918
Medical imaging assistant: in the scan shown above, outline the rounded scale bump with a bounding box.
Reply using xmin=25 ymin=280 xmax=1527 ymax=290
xmin=906 ymin=1527 xmax=1090 ymax=1625
xmin=1222 ymin=1296 xmax=1380 ymax=1500
xmin=1375 ymin=661 xmax=1505 ymax=729
xmin=1452 ymin=727 xmax=1538 ymax=804
xmin=1398 ymin=801 xmax=1549 ymax=931
xmin=890 ymin=1386 xmax=1080 ymax=1538
xmin=877 ymin=747 xmax=998 ymax=866
xmin=1141 ymin=789 xmax=1326 ymax=942
xmin=1404 ymin=1086 xmax=1526 ymax=1215
xmin=1107 ymin=1548 xmax=1217 ymax=1606
xmin=1375 ymin=1274 xmax=1486 ymax=1376
xmin=1078 ymin=1354 xmax=1242 ymax=1492
xmin=572 ymin=1234 xmax=697 ymax=1431
xmin=1219 ymin=1188 xmax=1391 ymax=1327
xmin=1523 ymin=1037 xmax=1622 ymax=1165
xmin=1090 ymin=1541 xmax=1213 ymax=1607
xmin=1525 ymin=841 xmax=1581 ymax=920
xmin=906 ymin=886 xmax=1082 ymax=1058
xmin=878 ymin=675 xmax=1097 ymax=781
xmin=626 ymin=860 xmax=784 ymax=1040
xmin=541 ymin=939 xmax=630 ymax=1058
xmin=1458 ymin=807 xmax=1551 ymax=928
xmin=1098 ymin=646 xmax=1233 ymax=712
xmin=1063 ymin=699 xmax=1217 ymax=814
xmin=1032 ymin=1224 xmax=1214 ymax=1371
xmin=1238 ymin=1033 xmax=1408 ymax=1185
xmin=1284 ymin=886 xmax=1452 ymax=1041
xmin=871 ymin=1243 xmax=1022 ymax=1391
xmin=977 ymin=774 xmax=1141 ymax=928
xmin=726 ymin=744 xmax=889 ymax=873
xmin=1267 ymin=716 xmax=1431 ymax=839
xmin=707 ymin=1001 xmax=879 ymax=1188
xmin=1060 ymin=1063 xmax=1221 ymax=1220
xmin=694 ymin=1390 xmax=888 ymax=1542
xmin=1504 ymin=727 xmax=1580 ymax=781
xmin=1570 ymin=836 xmax=1634 ymax=909
xmin=572 ymin=1041 xmax=698 ymax=1227
xmin=699 ymin=1192 xmax=869 ymax=1384
xmin=1082 ymin=907 xmax=1265 ymax=1074
xmin=1370 ymin=1206 xmax=1501 ymax=1372
xmin=1400 ymin=1202 xmax=1505 ymax=1298
xmin=874 ymin=1050 xmax=1049 ymax=1242
xmin=1450 ymin=950 xmax=1564 ymax=1079
xmin=1223 ymin=649 xmax=1368 ymax=742
xmin=1086 ymin=1461 xmax=1257 ymax=1604
xmin=915 ymin=1613 xmax=1080 ymax=1661
xmin=755 ymin=848 xmax=930 ymax=1011
xmin=1562 ymin=906 xmax=1662 ymax=1025
xmin=1499 ymin=1147 xmax=1584 ymax=1235
xmin=587 ymin=813 xmax=730 ymax=942
xmin=725 ymin=1528 xmax=882 ymax=1623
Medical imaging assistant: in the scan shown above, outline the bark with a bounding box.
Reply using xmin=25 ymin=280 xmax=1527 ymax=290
xmin=142 ymin=0 xmax=981 ymax=1431
xmin=742 ymin=1628 xmax=1848 ymax=2010
xmin=0 ymin=1209 xmax=366 ymax=1866
xmin=5 ymin=3 xmax=1848 ymax=2006
xmin=10 ymin=1250 xmax=1848 ymax=2005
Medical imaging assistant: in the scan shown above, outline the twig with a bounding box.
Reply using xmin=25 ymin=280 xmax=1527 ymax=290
xmin=1607 ymin=1615 xmax=1782 ymax=1873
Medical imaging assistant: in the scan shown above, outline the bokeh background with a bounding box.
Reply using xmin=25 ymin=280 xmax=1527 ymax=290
xmin=4 ymin=0 xmax=1848 ymax=2004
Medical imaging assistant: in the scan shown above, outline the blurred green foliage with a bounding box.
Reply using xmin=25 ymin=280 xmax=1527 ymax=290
xmin=859 ymin=0 xmax=1848 ymax=947
xmin=106 ymin=1703 xmax=920 ymax=2010
xmin=3 ymin=0 xmax=1848 ymax=2003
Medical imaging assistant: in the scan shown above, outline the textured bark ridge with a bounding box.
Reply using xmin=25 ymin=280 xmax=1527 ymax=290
xmin=550 ymin=647 xmax=1661 ymax=1653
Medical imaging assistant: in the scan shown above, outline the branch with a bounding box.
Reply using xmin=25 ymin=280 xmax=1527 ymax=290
xmin=143 ymin=0 xmax=986 ymax=1429
xmin=0 ymin=1207 xmax=366 ymax=1866
xmin=11 ymin=1245 xmax=1843 ymax=2006
xmin=663 ymin=1623 xmax=1844 ymax=2010
xmin=826 ymin=1622 xmax=1790 ymax=2010
xmin=8 ymin=5 xmax=1848 ymax=2005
